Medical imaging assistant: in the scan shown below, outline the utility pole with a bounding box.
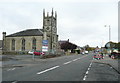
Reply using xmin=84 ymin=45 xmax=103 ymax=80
xmin=104 ymin=25 xmax=111 ymax=42
xmin=105 ymin=25 xmax=112 ymax=53
xmin=109 ymin=25 xmax=111 ymax=42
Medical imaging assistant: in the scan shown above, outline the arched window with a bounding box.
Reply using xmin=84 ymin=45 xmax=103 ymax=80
xmin=32 ymin=38 xmax=36 ymax=50
xmin=12 ymin=39 xmax=15 ymax=50
xmin=22 ymin=39 xmax=25 ymax=51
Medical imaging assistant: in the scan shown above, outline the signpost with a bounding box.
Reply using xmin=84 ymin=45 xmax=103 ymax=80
xmin=42 ymin=40 xmax=48 ymax=52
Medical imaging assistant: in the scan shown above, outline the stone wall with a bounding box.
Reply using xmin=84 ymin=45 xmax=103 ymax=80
xmin=4 ymin=36 xmax=43 ymax=54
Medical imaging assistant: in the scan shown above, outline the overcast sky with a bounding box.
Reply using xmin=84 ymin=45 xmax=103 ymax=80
xmin=0 ymin=0 xmax=119 ymax=47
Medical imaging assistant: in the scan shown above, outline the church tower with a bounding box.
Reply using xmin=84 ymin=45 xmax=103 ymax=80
xmin=43 ymin=9 xmax=58 ymax=52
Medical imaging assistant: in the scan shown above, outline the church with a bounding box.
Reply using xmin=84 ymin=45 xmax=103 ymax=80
xmin=2 ymin=9 xmax=59 ymax=54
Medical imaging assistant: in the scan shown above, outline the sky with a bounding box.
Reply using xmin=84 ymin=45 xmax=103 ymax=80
xmin=0 ymin=0 xmax=119 ymax=47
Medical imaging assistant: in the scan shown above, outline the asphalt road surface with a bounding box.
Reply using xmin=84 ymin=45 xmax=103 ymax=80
xmin=2 ymin=53 xmax=119 ymax=82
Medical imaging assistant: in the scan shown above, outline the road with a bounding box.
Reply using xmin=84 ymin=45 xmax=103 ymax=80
xmin=2 ymin=53 xmax=119 ymax=82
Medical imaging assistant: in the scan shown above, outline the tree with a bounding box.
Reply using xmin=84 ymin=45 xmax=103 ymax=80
xmin=84 ymin=45 xmax=95 ymax=51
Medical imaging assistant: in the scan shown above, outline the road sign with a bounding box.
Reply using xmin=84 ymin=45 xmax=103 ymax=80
xmin=42 ymin=40 xmax=48 ymax=45
xmin=42 ymin=46 xmax=48 ymax=49
xmin=42 ymin=40 xmax=48 ymax=52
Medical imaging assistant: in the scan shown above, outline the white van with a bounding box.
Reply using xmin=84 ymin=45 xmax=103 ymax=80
xmin=85 ymin=51 xmax=88 ymax=54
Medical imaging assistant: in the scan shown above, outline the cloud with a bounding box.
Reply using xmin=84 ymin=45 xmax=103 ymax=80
xmin=0 ymin=0 xmax=119 ymax=3
xmin=0 ymin=0 xmax=118 ymax=47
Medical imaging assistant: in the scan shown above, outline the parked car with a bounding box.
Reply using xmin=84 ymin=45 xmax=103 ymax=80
xmin=85 ymin=51 xmax=88 ymax=54
xmin=93 ymin=54 xmax=103 ymax=60
xmin=34 ymin=51 xmax=45 ymax=55
xmin=28 ymin=50 xmax=34 ymax=55
xmin=109 ymin=52 xmax=120 ymax=59
xmin=81 ymin=52 xmax=85 ymax=55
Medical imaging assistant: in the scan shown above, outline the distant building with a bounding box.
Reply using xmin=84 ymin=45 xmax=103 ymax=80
xmin=59 ymin=39 xmax=77 ymax=52
xmin=2 ymin=9 xmax=59 ymax=54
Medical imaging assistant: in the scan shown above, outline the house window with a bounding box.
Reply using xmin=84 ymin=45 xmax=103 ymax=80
xmin=32 ymin=38 xmax=36 ymax=50
xmin=12 ymin=39 xmax=15 ymax=50
xmin=22 ymin=39 xmax=25 ymax=51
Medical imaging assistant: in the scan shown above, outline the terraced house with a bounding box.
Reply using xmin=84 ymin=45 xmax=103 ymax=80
xmin=2 ymin=9 xmax=59 ymax=54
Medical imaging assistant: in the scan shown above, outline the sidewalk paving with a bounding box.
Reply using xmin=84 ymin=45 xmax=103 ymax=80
xmin=93 ymin=55 xmax=119 ymax=74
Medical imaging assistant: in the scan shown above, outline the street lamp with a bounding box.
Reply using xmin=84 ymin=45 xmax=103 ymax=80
xmin=104 ymin=25 xmax=112 ymax=53
xmin=104 ymin=25 xmax=111 ymax=42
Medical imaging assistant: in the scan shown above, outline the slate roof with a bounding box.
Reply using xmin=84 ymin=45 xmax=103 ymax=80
xmin=59 ymin=40 xmax=69 ymax=45
xmin=6 ymin=29 xmax=43 ymax=37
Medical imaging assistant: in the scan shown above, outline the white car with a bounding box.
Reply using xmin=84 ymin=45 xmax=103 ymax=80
xmin=28 ymin=50 xmax=34 ymax=55
xmin=85 ymin=51 xmax=88 ymax=54
xmin=82 ymin=52 xmax=85 ymax=55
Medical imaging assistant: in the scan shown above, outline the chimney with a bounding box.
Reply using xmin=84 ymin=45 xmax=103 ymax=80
xmin=68 ymin=39 xmax=69 ymax=42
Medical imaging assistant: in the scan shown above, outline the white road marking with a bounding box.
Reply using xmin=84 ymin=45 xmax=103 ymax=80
xmin=72 ymin=55 xmax=88 ymax=62
xmin=90 ymin=63 xmax=92 ymax=66
xmin=11 ymin=68 xmax=16 ymax=70
xmin=7 ymin=69 xmax=11 ymax=71
xmin=37 ymin=55 xmax=89 ymax=76
xmin=63 ymin=61 xmax=72 ymax=65
xmin=86 ymin=71 xmax=89 ymax=74
xmin=12 ymin=81 xmax=17 ymax=83
xmin=72 ymin=59 xmax=78 ymax=61
xmin=83 ymin=59 xmax=93 ymax=81
xmin=63 ymin=55 xmax=88 ymax=65
xmin=7 ymin=68 xmax=16 ymax=71
xmin=37 ymin=66 xmax=59 ymax=75
xmin=88 ymin=68 xmax=90 ymax=71
xmin=83 ymin=75 xmax=87 ymax=80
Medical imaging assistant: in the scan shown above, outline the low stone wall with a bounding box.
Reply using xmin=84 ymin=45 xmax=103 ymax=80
xmin=2 ymin=51 xmax=28 ymax=55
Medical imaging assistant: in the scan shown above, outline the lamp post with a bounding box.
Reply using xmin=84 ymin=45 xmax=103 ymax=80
xmin=104 ymin=25 xmax=111 ymax=42
xmin=104 ymin=25 xmax=111 ymax=53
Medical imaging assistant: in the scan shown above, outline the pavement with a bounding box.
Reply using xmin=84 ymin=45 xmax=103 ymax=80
xmin=92 ymin=54 xmax=119 ymax=74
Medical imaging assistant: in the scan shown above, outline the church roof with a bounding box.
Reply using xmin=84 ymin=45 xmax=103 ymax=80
xmin=59 ymin=40 xmax=69 ymax=45
xmin=6 ymin=29 xmax=43 ymax=37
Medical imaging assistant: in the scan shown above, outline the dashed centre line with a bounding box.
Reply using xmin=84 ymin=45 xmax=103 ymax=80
xmin=64 ymin=55 xmax=88 ymax=65
xmin=72 ymin=59 xmax=78 ymax=61
xmin=37 ymin=55 xmax=89 ymax=75
xmin=63 ymin=61 xmax=72 ymax=65
xmin=83 ymin=59 xmax=93 ymax=81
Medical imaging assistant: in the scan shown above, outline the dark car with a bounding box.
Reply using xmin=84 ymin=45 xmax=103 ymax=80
xmin=34 ymin=51 xmax=45 ymax=56
xmin=110 ymin=52 xmax=120 ymax=59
